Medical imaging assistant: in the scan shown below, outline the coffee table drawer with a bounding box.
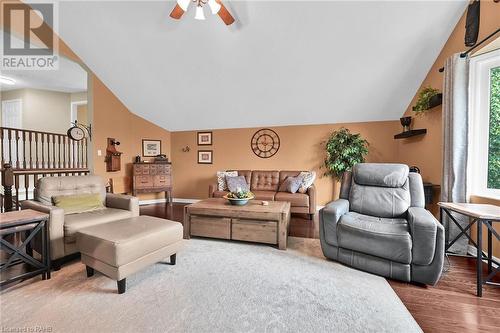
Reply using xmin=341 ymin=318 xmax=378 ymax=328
xmin=190 ymin=216 xmax=231 ymax=239
xmin=231 ymin=219 xmax=277 ymax=244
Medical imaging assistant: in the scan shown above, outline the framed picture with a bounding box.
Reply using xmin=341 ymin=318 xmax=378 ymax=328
xmin=142 ymin=139 xmax=161 ymax=157
xmin=197 ymin=131 xmax=213 ymax=146
xmin=198 ymin=150 xmax=213 ymax=164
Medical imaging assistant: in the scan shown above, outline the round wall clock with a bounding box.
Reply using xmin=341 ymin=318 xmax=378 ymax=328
xmin=251 ymin=128 xmax=280 ymax=158
xmin=67 ymin=126 xmax=85 ymax=141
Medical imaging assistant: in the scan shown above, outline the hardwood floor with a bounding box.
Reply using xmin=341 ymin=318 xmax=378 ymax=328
xmin=141 ymin=203 xmax=500 ymax=333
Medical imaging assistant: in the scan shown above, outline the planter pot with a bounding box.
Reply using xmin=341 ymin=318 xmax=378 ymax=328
xmin=223 ymin=195 xmax=254 ymax=206
xmin=428 ymin=93 xmax=443 ymax=109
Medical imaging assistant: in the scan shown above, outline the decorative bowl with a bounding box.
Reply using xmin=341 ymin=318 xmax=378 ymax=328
xmin=222 ymin=194 xmax=255 ymax=206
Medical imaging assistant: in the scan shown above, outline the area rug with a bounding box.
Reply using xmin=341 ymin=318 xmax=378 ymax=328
xmin=0 ymin=237 xmax=422 ymax=333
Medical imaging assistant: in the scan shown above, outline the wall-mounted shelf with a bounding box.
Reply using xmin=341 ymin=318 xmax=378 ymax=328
xmin=394 ymin=129 xmax=427 ymax=139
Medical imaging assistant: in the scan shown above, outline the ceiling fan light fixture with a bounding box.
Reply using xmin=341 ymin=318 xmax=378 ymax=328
xmin=0 ymin=76 xmax=16 ymax=85
xmin=194 ymin=5 xmax=205 ymax=20
xmin=177 ymin=0 xmax=190 ymax=11
xmin=208 ymin=0 xmax=221 ymax=14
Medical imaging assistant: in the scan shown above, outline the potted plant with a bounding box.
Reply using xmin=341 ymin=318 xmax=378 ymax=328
xmin=323 ymin=127 xmax=369 ymax=181
xmin=412 ymin=86 xmax=442 ymax=115
xmin=223 ymin=188 xmax=255 ymax=206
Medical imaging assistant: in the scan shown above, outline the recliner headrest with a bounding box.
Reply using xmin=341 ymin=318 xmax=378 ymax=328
xmin=352 ymin=163 xmax=409 ymax=188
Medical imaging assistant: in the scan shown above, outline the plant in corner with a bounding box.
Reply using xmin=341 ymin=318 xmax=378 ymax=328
xmin=323 ymin=127 xmax=369 ymax=180
xmin=412 ymin=86 xmax=442 ymax=115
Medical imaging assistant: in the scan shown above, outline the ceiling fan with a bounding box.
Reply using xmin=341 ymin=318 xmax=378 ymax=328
xmin=170 ymin=0 xmax=235 ymax=25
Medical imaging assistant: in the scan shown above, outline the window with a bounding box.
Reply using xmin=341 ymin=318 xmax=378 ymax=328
xmin=468 ymin=49 xmax=500 ymax=198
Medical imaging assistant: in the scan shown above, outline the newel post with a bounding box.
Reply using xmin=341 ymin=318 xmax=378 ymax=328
xmin=1 ymin=163 xmax=14 ymax=212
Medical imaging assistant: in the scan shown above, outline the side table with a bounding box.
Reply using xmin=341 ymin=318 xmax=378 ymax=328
xmin=0 ymin=209 xmax=51 ymax=287
xmin=438 ymin=202 xmax=500 ymax=296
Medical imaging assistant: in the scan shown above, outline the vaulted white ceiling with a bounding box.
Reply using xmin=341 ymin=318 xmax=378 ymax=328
xmin=57 ymin=1 xmax=467 ymax=131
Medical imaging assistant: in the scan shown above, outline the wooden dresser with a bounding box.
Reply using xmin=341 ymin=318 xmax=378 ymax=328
xmin=132 ymin=162 xmax=172 ymax=203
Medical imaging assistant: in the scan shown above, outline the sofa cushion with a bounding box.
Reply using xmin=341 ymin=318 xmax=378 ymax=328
xmin=212 ymin=190 xmax=229 ymax=198
xmin=279 ymin=171 xmax=303 ymax=184
xmin=297 ymin=171 xmax=316 ymax=194
xmin=278 ymin=176 xmax=303 ymax=193
xmin=232 ymin=170 xmax=252 ymax=184
xmin=251 ymin=171 xmax=279 ymax=191
xmin=275 ymin=192 xmax=309 ymax=207
xmin=36 ymin=175 xmax=106 ymax=206
xmin=352 ymin=163 xmax=409 ymax=188
xmin=337 ymin=212 xmax=412 ymax=264
xmin=76 ymin=216 xmax=183 ymax=267
xmin=64 ymin=208 xmax=134 ymax=243
xmin=226 ymin=175 xmax=250 ymax=192
xmin=53 ymin=193 xmax=104 ymax=215
xmin=252 ymin=190 xmax=276 ymax=201
xmin=217 ymin=171 xmax=238 ymax=191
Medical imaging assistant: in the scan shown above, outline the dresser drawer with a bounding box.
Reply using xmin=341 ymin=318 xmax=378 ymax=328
xmin=133 ymin=164 xmax=143 ymax=175
xmin=134 ymin=175 xmax=153 ymax=189
xmin=231 ymin=219 xmax=277 ymax=244
xmin=190 ymin=216 xmax=231 ymax=239
xmin=157 ymin=164 xmax=171 ymax=175
xmin=154 ymin=175 xmax=171 ymax=187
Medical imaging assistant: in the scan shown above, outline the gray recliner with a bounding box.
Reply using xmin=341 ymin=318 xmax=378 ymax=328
xmin=319 ymin=163 xmax=444 ymax=285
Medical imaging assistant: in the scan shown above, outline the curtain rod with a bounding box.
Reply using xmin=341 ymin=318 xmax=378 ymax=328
xmin=438 ymin=27 xmax=500 ymax=73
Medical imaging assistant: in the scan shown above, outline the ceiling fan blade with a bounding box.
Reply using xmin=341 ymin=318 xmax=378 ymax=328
xmin=217 ymin=3 xmax=235 ymax=25
xmin=170 ymin=3 xmax=185 ymax=19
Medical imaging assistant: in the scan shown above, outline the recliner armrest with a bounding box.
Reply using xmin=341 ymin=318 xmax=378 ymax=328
xmin=319 ymin=199 xmax=349 ymax=247
xmin=407 ymin=207 xmax=443 ymax=265
xmin=106 ymin=193 xmax=139 ymax=217
xmin=21 ymin=200 xmax=65 ymax=260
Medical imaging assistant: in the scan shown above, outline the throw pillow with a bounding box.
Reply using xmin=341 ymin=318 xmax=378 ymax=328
xmin=217 ymin=171 xmax=238 ymax=191
xmin=278 ymin=176 xmax=303 ymax=193
xmin=297 ymin=171 xmax=316 ymax=194
xmin=226 ymin=175 xmax=250 ymax=193
xmin=52 ymin=193 xmax=104 ymax=215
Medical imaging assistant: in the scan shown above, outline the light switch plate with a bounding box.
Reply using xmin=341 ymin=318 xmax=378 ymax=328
xmin=97 ymin=149 xmax=102 ymax=156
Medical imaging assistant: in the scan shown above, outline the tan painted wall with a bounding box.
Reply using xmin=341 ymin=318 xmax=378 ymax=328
xmin=91 ymin=76 xmax=171 ymax=198
xmin=1 ymin=88 xmax=72 ymax=133
xmin=171 ymin=121 xmax=400 ymax=205
xmin=397 ymin=1 xmax=500 ymax=254
xmin=396 ymin=0 xmax=500 ymax=215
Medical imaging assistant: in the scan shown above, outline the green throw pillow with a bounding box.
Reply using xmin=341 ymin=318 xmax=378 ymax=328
xmin=52 ymin=193 xmax=104 ymax=214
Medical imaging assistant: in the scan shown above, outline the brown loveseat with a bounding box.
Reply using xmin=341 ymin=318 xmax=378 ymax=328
xmin=209 ymin=170 xmax=316 ymax=219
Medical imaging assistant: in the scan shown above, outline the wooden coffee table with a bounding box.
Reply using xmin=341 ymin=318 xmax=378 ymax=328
xmin=183 ymin=198 xmax=291 ymax=250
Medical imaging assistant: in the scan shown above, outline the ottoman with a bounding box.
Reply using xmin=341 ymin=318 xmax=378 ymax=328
xmin=76 ymin=216 xmax=183 ymax=294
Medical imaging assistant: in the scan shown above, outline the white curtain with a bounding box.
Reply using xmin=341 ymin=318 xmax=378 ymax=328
xmin=441 ymin=53 xmax=469 ymax=254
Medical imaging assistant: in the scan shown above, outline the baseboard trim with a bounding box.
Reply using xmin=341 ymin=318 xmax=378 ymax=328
xmin=139 ymin=198 xmax=200 ymax=205
xmin=467 ymin=244 xmax=499 ymax=268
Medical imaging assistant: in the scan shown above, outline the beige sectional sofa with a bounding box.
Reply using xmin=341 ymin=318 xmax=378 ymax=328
xmin=21 ymin=175 xmax=139 ymax=267
xmin=209 ymin=170 xmax=316 ymax=218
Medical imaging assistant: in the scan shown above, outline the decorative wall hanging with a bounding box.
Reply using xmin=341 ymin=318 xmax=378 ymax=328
xmin=67 ymin=120 xmax=91 ymax=141
xmin=250 ymin=128 xmax=280 ymax=159
xmin=170 ymin=0 xmax=235 ymax=25
xmin=197 ymin=131 xmax=213 ymax=145
xmin=198 ymin=150 xmax=213 ymax=164
xmin=142 ymin=139 xmax=162 ymax=157
xmin=106 ymin=138 xmax=122 ymax=172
